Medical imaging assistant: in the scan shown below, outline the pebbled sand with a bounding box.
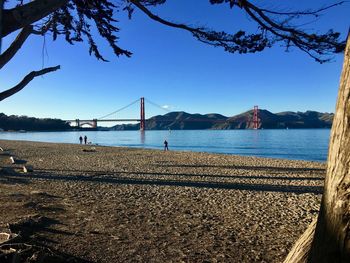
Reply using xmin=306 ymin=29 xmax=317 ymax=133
xmin=0 ymin=140 xmax=325 ymax=262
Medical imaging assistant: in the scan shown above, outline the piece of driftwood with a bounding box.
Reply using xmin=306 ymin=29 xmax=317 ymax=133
xmin=0 ymin=233 xmax=10 ymax=244
xmin=22 ymin=166 xmax=33 ymax=173
xmin=82 ymin=147 xmax=96 ymax=152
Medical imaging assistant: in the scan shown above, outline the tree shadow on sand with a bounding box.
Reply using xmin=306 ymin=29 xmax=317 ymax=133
xmin=10 ymin=169 xmax=324 ymax=195
xmin=33 ymin=167 xmax=324 ymax=182
xmin=1 ymin=215 xmax=91 ymax=263
xmin=154 ymin=163 xmax=325 ymax=173
xmin=0 ymin=167 xmax=31 ymax=185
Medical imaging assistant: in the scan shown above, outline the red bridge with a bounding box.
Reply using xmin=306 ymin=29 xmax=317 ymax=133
xmin=65 ymin=97 xmax=260 ymax=130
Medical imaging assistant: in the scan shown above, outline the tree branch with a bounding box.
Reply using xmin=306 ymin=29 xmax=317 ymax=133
xmin=242 ymin=0 xmax=346 ymax=62
xmin=31 ymin=18 xmax=54 ymax=35
xmin=129 ymin=0 xmax=203 ymax=35
xmin=259 ymin=1 xmax=346 ymax=16
xmin=129 ymin=0 xmax=270 ymax=54
xmin=2 ymin=0 xmax=68 ymax=37
xmin=0 ymin=65 xmax=60 ymax=101
xmin=0 ymin=0 xmax=4 ymax=52
xmin=130 ymin=0 xmax=345 ymax=62
xmin=0 ymin=25 xmax=32 ymax=69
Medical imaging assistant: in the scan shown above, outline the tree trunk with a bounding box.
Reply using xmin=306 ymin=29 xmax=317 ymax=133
xmin=308 ymin=32 xmax=350 ymax=262
xmin=285 ymin=32 xmax=350 ymax=263
xmin=283 ymin=218 xmax=317 ymax=263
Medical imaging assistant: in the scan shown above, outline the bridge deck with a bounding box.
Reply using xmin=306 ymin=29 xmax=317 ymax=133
xmin=65 ymin=119 xmax=249 ymax=123
xmin=65 ymin=119 xmax=141 ymax=122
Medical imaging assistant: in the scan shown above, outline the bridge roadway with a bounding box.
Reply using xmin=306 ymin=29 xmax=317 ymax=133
xmin=65 ymin=119 xmax=140 ymax=122
xmin=65 ymin=119 xmax=248 ymax=123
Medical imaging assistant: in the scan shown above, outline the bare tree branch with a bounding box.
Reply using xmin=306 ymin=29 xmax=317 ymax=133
xmin=0 ymin=25 xmax=32 ymax=69
xmin=259 ymin=1 xmax=346 ymax=16
xmin=31 ymin=19 xmax=54 ymax=35
xmin=129 ymin=0 xmax=203 ymax=35
xmin=0 ymin=65 xmax=60 ymax=101
xmin=2 ymin=0 xmax=68 ymax=37
xmin=129 ymin=0 xmax=345 ymax=63
xmin=129 ymin=0 xmax=270 ymax=55
xmin=0 ymin=0 xmax=4 ymax=52
xmin=242 ymin=0 xmax=345 ymax=62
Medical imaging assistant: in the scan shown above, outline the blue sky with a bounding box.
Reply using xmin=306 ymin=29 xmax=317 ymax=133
xmin=0 ymin=0 xmax=349 ymax=123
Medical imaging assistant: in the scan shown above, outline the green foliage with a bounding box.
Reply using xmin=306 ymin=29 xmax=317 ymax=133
xmin=4 ymin=0 xmax=344 ymax=63
xmin=0 ymin=113 xmax=71 ymax=131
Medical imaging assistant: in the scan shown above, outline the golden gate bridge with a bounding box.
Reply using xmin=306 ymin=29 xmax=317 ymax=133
xmin=65 ymin=97 xmax=260 ymax=130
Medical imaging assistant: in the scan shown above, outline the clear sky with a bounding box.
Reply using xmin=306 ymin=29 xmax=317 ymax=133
xmin=0 ymin=0 xmax=349 ymax=122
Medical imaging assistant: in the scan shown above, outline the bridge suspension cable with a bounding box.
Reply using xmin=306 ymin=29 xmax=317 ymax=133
xmin=97 ymin=98 xmax=140 ymax=120
xmin=144 ymin=97 xmax=171 ymax=113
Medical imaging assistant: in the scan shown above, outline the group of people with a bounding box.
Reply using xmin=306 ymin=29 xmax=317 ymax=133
xmin=79 ymin=135 xmax=88 ymax=145
xmin=79 ymin=135 xmax=168 ymax=150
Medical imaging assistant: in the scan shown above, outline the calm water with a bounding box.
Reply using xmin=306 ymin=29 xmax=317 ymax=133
xmin=0 ymin=129 xmax=330 ymax=162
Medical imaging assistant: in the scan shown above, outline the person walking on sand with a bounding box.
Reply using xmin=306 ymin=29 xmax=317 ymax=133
xmin=164 ymin=140 xmax=169 ymax=151
xmin=84 ymin=135 xmax=87 ymax=145
xmin=79 ymin=136 xmax=83 ymax=144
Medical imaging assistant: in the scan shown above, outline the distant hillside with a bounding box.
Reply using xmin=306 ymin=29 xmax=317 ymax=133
xmin=0 ymin=110 xmax=332 ymax=131
xmin=111 ymin=110 xmax=333 ymax=130
xmin=217 ymin=110 xmax=333 ymax=129
xmin=0 ymin=113 xmax=71 ymax=131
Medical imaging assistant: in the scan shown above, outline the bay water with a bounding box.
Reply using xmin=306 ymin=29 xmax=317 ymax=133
xmin=0 ymin=129 xmax=330 ymax=162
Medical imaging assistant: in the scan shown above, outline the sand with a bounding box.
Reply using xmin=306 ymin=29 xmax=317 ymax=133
xmin=0 ymin=139 xmax=325 ymax=262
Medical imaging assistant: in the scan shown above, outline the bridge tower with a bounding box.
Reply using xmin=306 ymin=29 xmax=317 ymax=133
xmin=92 ymin=119 xmax=98 ymax=129
xmin=253 ymin=105 xmax=259 ymax=129
xmin=76 ymin=119 xmax=80 ymax=128
xmin=140 ymin=97 xmax=145 ymax=130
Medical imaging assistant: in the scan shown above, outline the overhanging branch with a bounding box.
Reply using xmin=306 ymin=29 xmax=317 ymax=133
xmin=129 ymin=0 xmax=270 ymax=54
xmin=0 ymin=65 xmax=60 ymax=101
xmin=0 ymin=26 xmax=33 ymax=69
xmin=130 ymin=0 xmax=345 ymax=62
xmin=129 ymin=0 xmax=203 ymax=35
xmin=259 ymin=1 xmax=346 ymax=16
xmin=2 ymin=0 xmax=68 ymax=37
xmin=242 ymin=0 xmax=345 ymax=62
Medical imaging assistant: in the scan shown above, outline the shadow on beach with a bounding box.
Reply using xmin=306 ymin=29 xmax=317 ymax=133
xmin=0 ymin=215 xmax=91 ymax=263
xmin=29 ymin=167 xmax=324 ymax=182
xmin=154 ymin=163 xmax=325 ymax=173
xmin=0 ymin=168 xmax=31 ymax=185
xmin=6 ymin=168 xmax=324 ymax=195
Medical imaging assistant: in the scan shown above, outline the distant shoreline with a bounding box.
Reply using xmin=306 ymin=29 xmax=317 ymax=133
xmin=0 ymin=127 xmax=332 ymax=132
xmin=1 ymin=110 xmax=333 ymax=131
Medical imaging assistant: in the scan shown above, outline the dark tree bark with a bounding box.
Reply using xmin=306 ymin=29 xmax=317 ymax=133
xmin=0 ymin=26 xmax=33 ymax=69
xmin=2 ymin=0 xmax=68 ymax=37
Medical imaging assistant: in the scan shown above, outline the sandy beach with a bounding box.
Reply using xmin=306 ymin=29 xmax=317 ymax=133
xmin=0 ymin=140 xmax=325 ymax=262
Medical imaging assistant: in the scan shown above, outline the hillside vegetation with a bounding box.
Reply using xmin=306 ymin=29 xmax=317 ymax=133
xmin=0 ymin=113 xmax=71 ymax=131
xmin=112 ymin=110 xmax=333 ymax=130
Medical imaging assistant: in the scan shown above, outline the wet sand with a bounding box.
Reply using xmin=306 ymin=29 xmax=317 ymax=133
xmin=0 ymin=140 xmax=325 ymax=262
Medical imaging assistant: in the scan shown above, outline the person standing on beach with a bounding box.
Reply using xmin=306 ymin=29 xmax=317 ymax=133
xmin=79 ymin=136 xmax=83 ymax=144
xmin=84 ymin=135 xmax=87 ymax=145
xmin=164 ymin=140 xmax=169 ymax=151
